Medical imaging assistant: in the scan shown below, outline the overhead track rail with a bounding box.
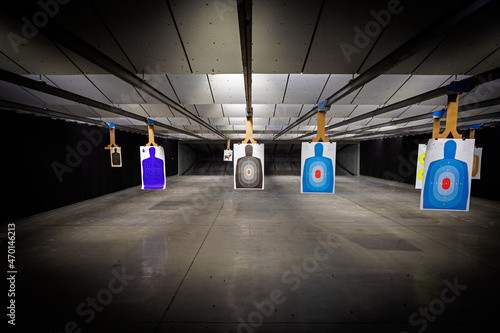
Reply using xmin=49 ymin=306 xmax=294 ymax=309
xmin=328 ymin=95 xmax=500 ymax=140
xmin=0 ymin=99 xmax=157 ymax=137
xmin=271 ymin=0 xmax=492 ymax=140
xmin=237 ymin=0 xmax=256 ymax=143
xmin=295 ymin=66 xmax=500 ymax=140
xmin=3 ymin=1 xmax=228 ymax=140
xmin=0 ymin=69 xmax=206 ymax=139
xmin=344 ymin=111 xmax=500 ymax=141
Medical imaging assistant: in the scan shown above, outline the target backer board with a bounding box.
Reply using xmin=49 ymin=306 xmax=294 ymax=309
xmin=234 ymin=144 xmax=264 ymax=190
xmin=472 ymin=147 xmax=482 ymax=180
xmin=140 ymin=146 xmax=166 ymax=190
xmin=301 ymin=142 xmax=336 ymax=194
xmin=415 ymin=144 xmax=426 ymax=189
xmin=420 ymin=139 xmax=474 ymax=211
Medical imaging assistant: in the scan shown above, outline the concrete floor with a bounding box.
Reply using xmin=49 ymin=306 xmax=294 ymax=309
xmin=12 ymin=175 xmax=500 ymax=333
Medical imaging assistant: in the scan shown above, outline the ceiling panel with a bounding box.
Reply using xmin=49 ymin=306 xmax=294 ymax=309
xmin=44 ymin=75 xmax=111 ymax=104
xmin=304 ymin=0 xmax=390 ymax=74
xmin=222 ymin=104 xmax=246 ymax=117
xmin=274 ymin=104 xmax=302 ymax=117
xmin=168 ymin=74 xmax=213 ymax=104
xmin=269 ymin=118 xmax=290 ymax=126
xmin=141 ymin=104 xmax=174 ymax=118
xmin=141 ymin=74 xmax=180 ymax=104
xmin=253 ymin=104 xmax=276 ymax=117
xmin=352 ymin=74 xmax=410 ymax=104
xmin=359 ymin=0 xmax=463 ymax=74
xmin=283 ymin=74 xmax=329 ymax=104
xmin=413 ymin=1 xmax=500 ymax=75
xmin=0 ymin=81 xmax=44 ymax=106
xmin=386 ymin=75 xmax=451 ymax=104
xmin=252 ymin=74 xmax=288 ymax=104
xmin=208 ymin=74 xmax=245 ymax=104
xmin=396 ymin=104 xmax=438 ymax=118
xmin=52 ymin=0 xmax=137 ymax=74
xmin=347 ymin=105 xmax=380 ymax=118
xmin=252 ymin=0 xmax=322 ymax=73
xmin=56 ymin=104 xmax=101 ymax=118
xmin=0 ymin=14 xmax=81 ymax=75
xmin=0 ymin=51 xmax=28 ymax=75
xmin=86 ymin=75 xmax=145 ymax=104
xmin=89 ymin=0 xmax=188 ymax=74
xmin=170 ymin=0 xmax=242 ymax=73
xmin=317 ymin=74 xmax=354 ymax=102
xmin=196 ymin=104 xmax=223 ymax=118
xmin=118 ymin=104 xmax=150 ymax=118
xmin=327 ymin=105 xmax=357 ymax=118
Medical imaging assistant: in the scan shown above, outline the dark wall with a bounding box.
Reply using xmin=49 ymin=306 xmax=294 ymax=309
xmin=4 ymin=111 xmax=178 ymax=222
xmin=180 ymin=141 xmax=359 ymax=176
xmin=360 ymin=126 xmax=500 ymax=201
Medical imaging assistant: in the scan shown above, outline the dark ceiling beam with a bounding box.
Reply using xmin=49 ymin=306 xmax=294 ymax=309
xmin=294 ymin=65 xmax=500 ymax=140
xmin=271 ymin=0 xmax=492 ymax=140
xmin=3 ymin=1 xmax=227 ymax=140
xmin=0 ymin=99 xmax=155 ymax=137
xmin=0 ymin=69 xmax=205 ymax=139
xmin=237 ymin=0 xmax=253 ymax=113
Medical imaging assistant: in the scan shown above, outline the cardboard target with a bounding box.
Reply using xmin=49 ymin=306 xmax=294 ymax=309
xmin=223 ymin=149 xmax=233 ymax=161
xmin=415 ymin=144 xmax=426 ymax=189
xmin=234 ymin=144 xmax=264 ymax=189
xmin=420 ymin=139 xmax=474 ymax=211
xmin=140 ymin=146 xmax=166 ymax=190
xmin=472 ymin=147 xmax=482 ymax=180
xmin=301 ymin=142 xmax=336 ymax=193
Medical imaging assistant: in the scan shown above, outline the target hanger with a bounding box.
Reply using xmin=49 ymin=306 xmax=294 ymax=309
xmin=433 ymin=92 xmax=462 ymax=139
xmin=242 ymin=107 xmax=257 ymax=144
xmin=146 ymin=118 xmax=158 ymax=146
xmin=104 ymin=123 xmax=118 ymax=150
xmin=469 ymin=123 xmax=482 ymax=141
xmin=312 ymin=101 xmax=330 ymax=143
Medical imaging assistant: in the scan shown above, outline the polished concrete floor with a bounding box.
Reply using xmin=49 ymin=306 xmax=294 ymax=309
xmin=12 ymin=175 xmax=500 ymax=332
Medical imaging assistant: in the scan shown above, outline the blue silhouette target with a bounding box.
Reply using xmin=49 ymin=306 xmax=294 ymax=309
xmin=301 ymin=142 xmax=335 ymax=193
xmin=421 ymin=139 xmax=474 ymax=211
xmin=141 ymin=146 xmax=166 ymax=190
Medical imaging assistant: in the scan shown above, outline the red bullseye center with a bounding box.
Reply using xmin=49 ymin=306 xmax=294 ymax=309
xmin=442 ymin=178 xmax=451 ymax=190
xmin=315 ymin=170 xmax=321 ymax=178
